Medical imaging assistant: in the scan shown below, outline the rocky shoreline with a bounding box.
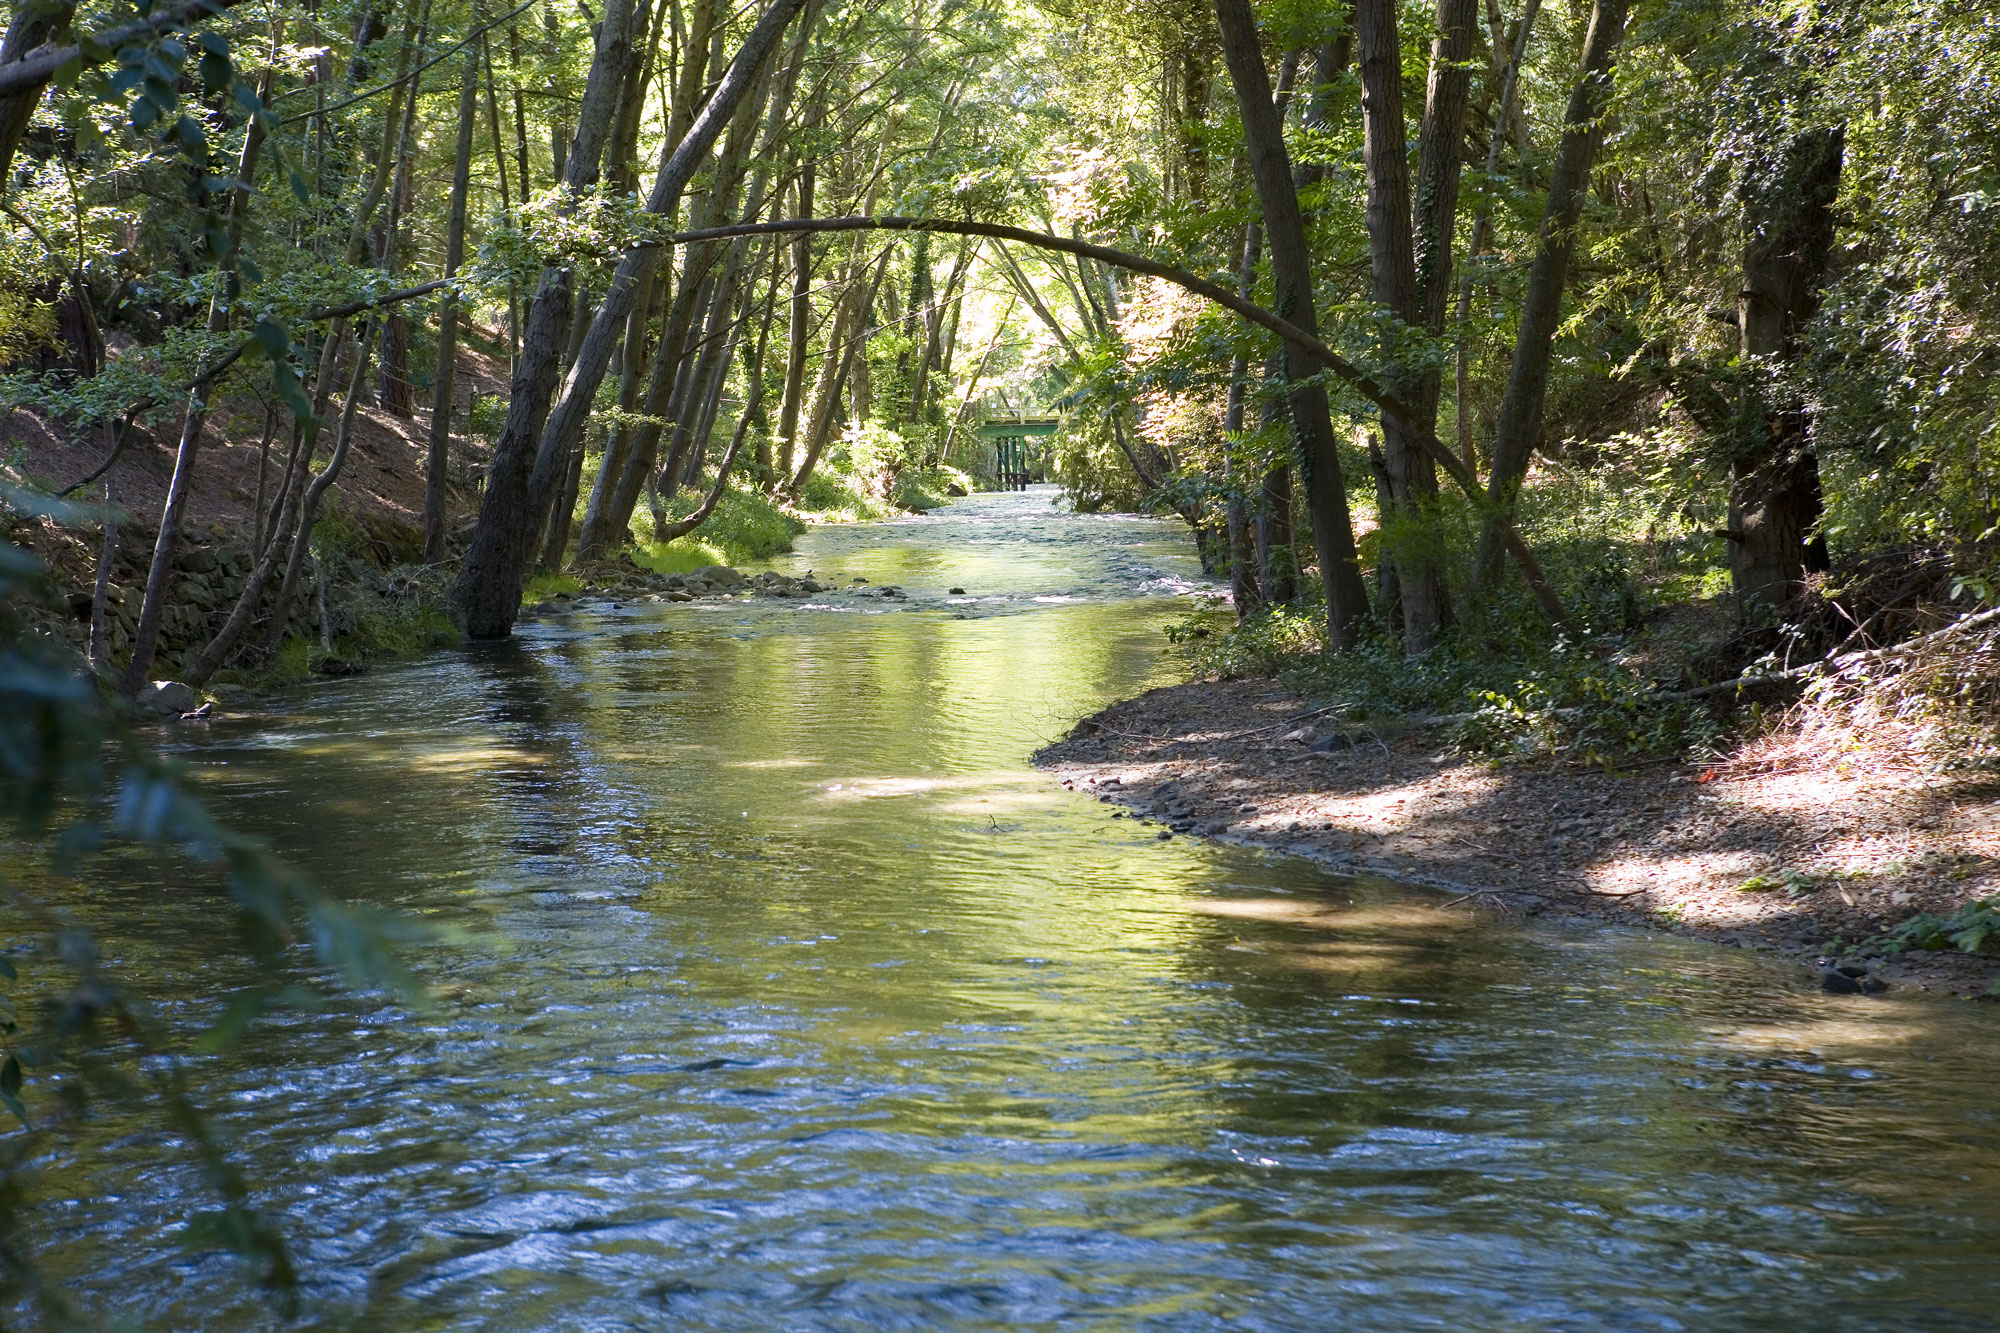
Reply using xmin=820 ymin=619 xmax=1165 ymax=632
xmin=1035 ymin=677 xmax=2000 ymax=999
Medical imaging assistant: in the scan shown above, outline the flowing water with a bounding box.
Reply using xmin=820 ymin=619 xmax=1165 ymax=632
xmin=22 ymin=489 xmax=2000 ymax=1330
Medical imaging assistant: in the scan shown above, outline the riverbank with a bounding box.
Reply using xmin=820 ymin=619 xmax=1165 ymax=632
xmin=1036 ymin=677 xmax=2000 ymax=997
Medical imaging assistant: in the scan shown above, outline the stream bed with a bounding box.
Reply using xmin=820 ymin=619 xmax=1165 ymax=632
xmin=25 ymin=488 xmax=2000 ymax=1330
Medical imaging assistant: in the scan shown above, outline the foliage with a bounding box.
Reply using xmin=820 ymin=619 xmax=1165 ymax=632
xmin=641 ymin=483 xmax=803 ymax=565
xmin=1878 ymin=896 xmax=2000 ymax=989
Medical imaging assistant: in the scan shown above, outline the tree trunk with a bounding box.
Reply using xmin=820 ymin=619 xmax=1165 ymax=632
xmin=1214 ymin=0 xmax=1371 ymax=649
xmin=452 ymin=0 xmax=808 ymax=634
xmin=265 ymin=317 xmax=379 ymax=659
xmin=1729 ymin=124 xmax=1843 ymax=609
xmin=0 ymin=2 xmax=76 ymax=184
xmin=425 ymin=48 xmax=480 ymax=561
xmin=447 ymin=0 xmax=644 ymax=632
xmin=1455 ymin=0 xmax=1541 ymax=470
xmin=117 ymin=71 xmax=273 ymax=692
xmin=776 ymin=164 xmax=818 ymax=478
xmin=1473 ymin=0 xmax=1632 ymax=587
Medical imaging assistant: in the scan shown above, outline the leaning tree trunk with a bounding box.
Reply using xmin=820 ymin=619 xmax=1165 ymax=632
xmin=117 ymin=69 xmax=272 ymax=693
xmin=1473 ymin=0 xmax=1632 ymax=588
xmin=1214 ymin=0 xmax=1372 ymax=649
xmin=447 ymin=0 xmax=644 ymax=633
xmin=452 ymin=0 xmax=809 ymax=635
xmin=1729 ymin=123 xmax=1843 ymax=610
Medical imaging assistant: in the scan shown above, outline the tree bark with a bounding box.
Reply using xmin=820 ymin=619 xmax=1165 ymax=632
xmin=1473 ymin=0 xmax=1632 ymax=588
xmin=1214 ymin=0 xmax=1372 ymax=649
xmin=776 ymin=164 xmax=819 ymax=478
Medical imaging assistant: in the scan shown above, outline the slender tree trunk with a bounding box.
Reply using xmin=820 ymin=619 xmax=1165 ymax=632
xmin=1473 ymin=0 xmax=1632 ymax=587
xmin=1455 ymin=0 xmax=1540 ymax=470
xmin=776 ymin=164 xmax=818 ymax=478
xmin=425 ymin=48 xmax=480 ymax=560
xmin=88 ymin=474 xmax=118 ymax=671
xmin=266 ymin=317 xmax=380 ymax=659
xmin=1255 ymin=356 xmax=1299 ymax=604
xmin=118 ymin=74 xmax=274 ymax=692
xmin=1214 ymin=0 xmax=1371 ymax=649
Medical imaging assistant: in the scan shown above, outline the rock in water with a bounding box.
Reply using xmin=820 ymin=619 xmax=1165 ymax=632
xmin=1818 ymin=958 xmax=1889 ymax=994
xmin=139 ymin=680 xmax=201 ymax=714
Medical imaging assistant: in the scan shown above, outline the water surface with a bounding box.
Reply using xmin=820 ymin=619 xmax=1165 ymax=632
xmin=26 ymin=489 xmax=2000 ymax=1330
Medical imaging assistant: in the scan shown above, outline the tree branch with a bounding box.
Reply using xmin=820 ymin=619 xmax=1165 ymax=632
xmin=0 ymin=0 xmax=253 ymax=101
xmin=642 ymin=215 xmax=1572 ymax=627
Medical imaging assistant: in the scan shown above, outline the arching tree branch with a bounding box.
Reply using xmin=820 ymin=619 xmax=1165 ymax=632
xmin=643 ymin=215 xmax=1572 ymax=627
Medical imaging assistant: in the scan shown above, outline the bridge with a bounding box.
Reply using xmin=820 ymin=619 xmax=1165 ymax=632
xmin=973 ymin=415 xmax=1060 ymax=490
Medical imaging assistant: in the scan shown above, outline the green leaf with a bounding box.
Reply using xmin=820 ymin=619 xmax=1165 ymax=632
xmin=200 ymin=50 xmax=230 ymax=96
xmin=0 ymin=1054 xmax=19 ymax=1094
xmin=52 ymin=53 xmax=84 ymax=89
xmin=196 ymin=990 xmax=269 ymax=1053
xmin=251 ymin=318 xmax=290 ymax=360
xmin=289 ymin=168 xmax=310 ymax=204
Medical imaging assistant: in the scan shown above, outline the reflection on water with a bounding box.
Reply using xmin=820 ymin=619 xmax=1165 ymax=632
xmin=21 ymin=489 xmax=2000 ymax=1330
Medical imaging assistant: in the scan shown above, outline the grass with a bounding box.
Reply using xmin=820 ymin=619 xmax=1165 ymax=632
xmin=630 ymin=483 xmax=804 ymax=566
xmin=523 ymin=572 xmax=583 ymax=601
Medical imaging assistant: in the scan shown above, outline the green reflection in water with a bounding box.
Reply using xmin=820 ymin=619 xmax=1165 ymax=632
xmin=12 ymin=491 xmax=2000 ymax=1332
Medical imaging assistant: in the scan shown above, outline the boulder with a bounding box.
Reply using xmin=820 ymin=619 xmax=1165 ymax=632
xmin=690 ymin=565 xmax=745 ymax=588
xmin=174 ymin=547 xmax=220 ymax=575
xmin=138 ymin=680 xmax=201 ymax=714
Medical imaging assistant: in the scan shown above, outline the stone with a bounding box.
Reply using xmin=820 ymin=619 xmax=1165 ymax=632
xmin=945 ymin=482 xmax=968 ymax=496
xmin=690 ymin=565 xmax=745 ymax=588
xmin=207 ymin=683 xmax=257 ymax=704
xmin=174 ymin=548 xmax=219 ymax=575
xmin=949 ymin=587 xmax=966 ymax=595
xmin=138 ymin=680 xmax=201 ymax=714
xmin=665 ymin=590 xmax=695 ymax=602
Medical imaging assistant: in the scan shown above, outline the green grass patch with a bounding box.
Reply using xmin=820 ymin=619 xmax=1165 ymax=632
xmin=634 ymin=538 xmax=728 ymax=575
xmin=633 ymin=483 xmax=804 ymax=565
xmin=524 ymin=572 xmax=583 ymax=601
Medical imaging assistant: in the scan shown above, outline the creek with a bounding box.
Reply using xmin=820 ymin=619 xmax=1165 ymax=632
xmin=26 ymin=489 xmax=2000 ymax=1329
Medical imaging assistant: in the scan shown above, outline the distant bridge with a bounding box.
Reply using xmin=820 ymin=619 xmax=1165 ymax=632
xmin=974 ymin=415 xmax=1060 ymax=490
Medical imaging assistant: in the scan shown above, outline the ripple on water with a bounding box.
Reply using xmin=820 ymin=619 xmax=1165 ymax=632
xmin=18 ymin=490 xmax=2000 ymax=1331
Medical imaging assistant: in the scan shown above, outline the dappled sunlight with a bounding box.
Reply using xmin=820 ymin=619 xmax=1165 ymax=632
xmin=396 ymin=743 xmax=545 ymax=775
